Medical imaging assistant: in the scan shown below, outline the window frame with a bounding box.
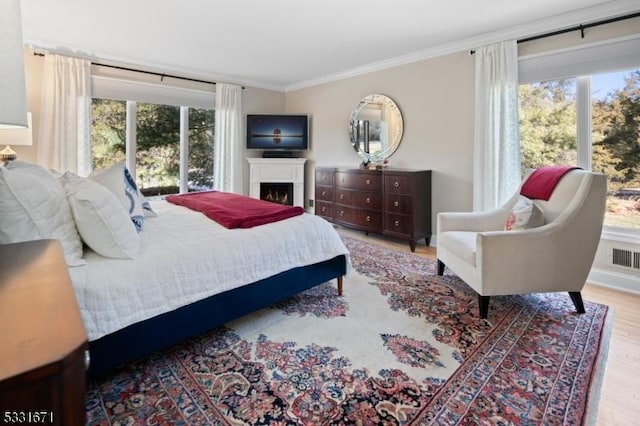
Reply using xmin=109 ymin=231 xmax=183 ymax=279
xmin=91 ymin=75 xmax=215 ymax=195
xmin=518 ymin=35 xmax=640 ymax=241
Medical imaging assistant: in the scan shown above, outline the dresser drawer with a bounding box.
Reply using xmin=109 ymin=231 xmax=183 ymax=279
xmin=384 ymin=174 xmax=413 ymax=195
xmin=336 ymin=171 xmax=382 ymax=190
xmin=316 ymin=185 xmax=333 ymax=202
xmin=353 ymin=191 xmax=382 ymax=209
xmin=384 ymin=214 xmax=413 ymax=236
xmin=334 ymin=189 xmax=353 ymax=206
xmin=334 ymin=206 xmax=355 ymax=223
xmin=353 ymin=209 xmax=382 ymax=229
xmin=385 ymin=194 xmax=412 ymax=215
xmin=315 ymin=201 xmax=334 ymax=219
xmin=315 ymin=169 xmax=334 ymax=186
xmin=335 ymin=206 xmax=381 ymax=230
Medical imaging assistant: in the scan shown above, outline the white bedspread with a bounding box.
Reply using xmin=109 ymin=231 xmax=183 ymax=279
xmin=68 ymin=200 xmax=350 ymax=341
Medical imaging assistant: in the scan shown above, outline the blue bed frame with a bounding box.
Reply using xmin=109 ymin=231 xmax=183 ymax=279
xmin=87 ymin=254 xmax=347 ymax=378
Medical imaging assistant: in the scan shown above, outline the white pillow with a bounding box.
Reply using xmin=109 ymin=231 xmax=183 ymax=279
xmin=60 ymin=172 xmax=139 ymax=259
xmin=130 ymin=178 xmax=156 ymax=218
xmin=0 ymin=161 xmax=85 ymax=266
xmin=89 ymin=161 xmax=145 ymax=231
xmin=504 ymin=195 xmax=545 ymax=231
xmin=141 ymin=194 xmax=158 ymax=217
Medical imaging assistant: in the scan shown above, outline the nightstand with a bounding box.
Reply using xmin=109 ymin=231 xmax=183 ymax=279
xmin=0 ymin=240 xmax=88 ymax=426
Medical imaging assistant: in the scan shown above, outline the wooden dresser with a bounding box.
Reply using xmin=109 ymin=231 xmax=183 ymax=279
xmin=0 ymin=240 xmax=88 ymax=426
xmin=315 ymin=167 xmax=432 ymax=251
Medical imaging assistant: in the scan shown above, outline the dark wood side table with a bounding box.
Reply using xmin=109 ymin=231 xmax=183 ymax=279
xmin=0 ymin=240 xmax=88 ymax=426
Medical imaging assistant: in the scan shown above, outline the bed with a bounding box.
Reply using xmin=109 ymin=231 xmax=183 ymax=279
xmin=0 ymin=161 xmax=348 ymax=378
xmin=69 ymin=200 xmax=349 ymax=378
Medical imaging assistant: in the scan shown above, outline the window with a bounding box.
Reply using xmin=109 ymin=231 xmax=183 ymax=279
xmin=518 ymin=68 xmax=640 ymax=230
xmin=91 ymin=98 xmax=126 ymax=170
xmin=135 ymin=102 xmax=181 ymax=195
xmin=518 ymin=78 xmax=577 ymax=174
xmin=518 ymin=35 xmax=640 ymax=232
xmin=188 ymin=108 xmax=215 ymax=191
xmin=592 ymin=70 xmax=640 ymax=228
xmin=91 ymin=75 xmax=215 ymax=196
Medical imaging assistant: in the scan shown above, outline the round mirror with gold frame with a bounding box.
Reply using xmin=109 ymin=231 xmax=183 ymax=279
xmin=349 ymin=94 xmax=403 ymax=164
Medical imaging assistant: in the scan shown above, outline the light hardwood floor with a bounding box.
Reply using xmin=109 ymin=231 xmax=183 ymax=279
xmin=337 ymin=228 xmax=640 ymax=425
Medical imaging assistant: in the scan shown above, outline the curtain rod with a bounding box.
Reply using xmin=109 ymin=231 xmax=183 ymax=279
xmin=33 ymin=52 xmax=245 ymax=89
xmin=469 ymin=11 xmax=640 ymax=54
xmin=518 ymin=11 xmax=640 ymax=43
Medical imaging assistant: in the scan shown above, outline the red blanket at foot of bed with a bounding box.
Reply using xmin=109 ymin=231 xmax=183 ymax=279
xmin=165 ymin=191 xmax=304 ymax=228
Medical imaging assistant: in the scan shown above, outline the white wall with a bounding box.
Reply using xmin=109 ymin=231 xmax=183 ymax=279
xmin=286 ymin=51 xmax=476 ymax=229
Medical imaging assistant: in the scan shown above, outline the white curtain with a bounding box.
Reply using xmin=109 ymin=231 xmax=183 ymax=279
xmin=473 ymin=40 xmax=520 ymax=211
xmin=38 ymin=54 xmax=91 ymax=176
xmin=213 ymin=83 xmax=243 ymax=193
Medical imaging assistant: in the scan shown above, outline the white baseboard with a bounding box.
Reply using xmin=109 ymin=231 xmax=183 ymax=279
xmin=587 ymin=268 xmax=640 ymax=295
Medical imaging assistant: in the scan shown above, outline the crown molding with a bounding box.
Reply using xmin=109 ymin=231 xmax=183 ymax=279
xmin=285 ymin=1 xmax=640 ymax=92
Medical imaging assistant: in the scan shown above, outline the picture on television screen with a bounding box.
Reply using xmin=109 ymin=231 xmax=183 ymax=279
xmin=246 ymin=114 xmax=309 ymax=150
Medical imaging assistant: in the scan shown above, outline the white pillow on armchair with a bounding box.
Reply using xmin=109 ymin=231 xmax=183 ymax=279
xmin=504 ymin=195 xmax=544 ymax=230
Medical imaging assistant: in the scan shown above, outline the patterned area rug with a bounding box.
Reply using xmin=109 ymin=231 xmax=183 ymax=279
xmin=85 ymin=236 xmax=611 ymax=425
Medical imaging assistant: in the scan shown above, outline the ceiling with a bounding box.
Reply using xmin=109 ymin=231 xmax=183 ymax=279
xmin=19 ymin=0 xmax=640 ymax=91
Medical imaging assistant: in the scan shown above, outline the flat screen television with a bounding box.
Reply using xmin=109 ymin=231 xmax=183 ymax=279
xmin=246 ymin=114 xmax=309 ymax=151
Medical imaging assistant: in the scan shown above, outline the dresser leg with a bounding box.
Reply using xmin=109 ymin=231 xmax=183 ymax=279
xmin=409 ymin=240 xmax=416 ymax=252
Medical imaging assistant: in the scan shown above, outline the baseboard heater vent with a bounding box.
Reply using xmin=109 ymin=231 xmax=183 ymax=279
xmin=611 ymin=248 xmax=640 ymax=269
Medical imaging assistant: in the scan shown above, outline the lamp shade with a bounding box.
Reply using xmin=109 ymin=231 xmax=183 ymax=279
xmin=0 ymin=112 xmax=32 ymax=146
xmin=0 ymin=0 xmax=28 ymax=129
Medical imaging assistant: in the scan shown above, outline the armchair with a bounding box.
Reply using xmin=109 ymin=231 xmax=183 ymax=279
xmin=436 ymin=169 xmax=606 ymax=318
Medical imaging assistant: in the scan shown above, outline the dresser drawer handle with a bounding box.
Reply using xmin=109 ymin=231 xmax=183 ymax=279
xmin=340 ymin=210 xmax=345 ymax=216
xmin=321 ymin=207 xmax=326 ymax=212
xmin=365 ymin=179 xmax=371 ymax=185
xmin=394 ymin=181 xmax=400 ymax=188
xmin=321 ymin=190 xmax=326 ymax=197
xmin=365 ymin=197 xmax=371 ymax=204
xmin=340 ymin=194 xmax=345 ymax=200
xmin=394 ymin=220 xmax=400 ymax=227
xmin=366 ymin=215 xmax=371 ymax=222
xmin=393 ymin=201 xmax=399 ymax=207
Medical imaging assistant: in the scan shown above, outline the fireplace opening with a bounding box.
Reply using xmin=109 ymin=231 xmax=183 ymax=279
xmin=260 ymin=182 xmax=294 ymax=205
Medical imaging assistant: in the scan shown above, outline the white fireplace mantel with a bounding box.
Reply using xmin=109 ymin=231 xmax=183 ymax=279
xmin=247 ymin=158 xmax=307 ymax=207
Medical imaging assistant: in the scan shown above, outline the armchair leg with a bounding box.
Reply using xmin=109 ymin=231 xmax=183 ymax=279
xmin=437 ymin=260 xmax=445 ymax=276
xmin=478 ymin=295 xmax=490 ymax=319
xmin=569 ymin=291 xmax=586 ymax=314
